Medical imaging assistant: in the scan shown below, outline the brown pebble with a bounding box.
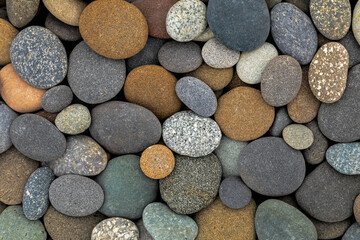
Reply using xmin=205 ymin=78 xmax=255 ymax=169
xmin=215 ymin=86 xmax=275 ymax=141
xmin=43 ymin=0 xmax=87 ymax=26
xmin=225 ymin=71 xmax=251 ymax=91
xmin=311 ymin=217 xmax=351 ymax=239
xmin=79 ymin=0 xmax=148 ymax=59
xmin=0 ymin=19 xmax=18 ymax=66
xmin=0 ymin=147 xmax=39 ymax=205
xmin=36 ymin=110 xmax=58 ymax=124
xmin=354 ymin=194 xmax=360 ymax=224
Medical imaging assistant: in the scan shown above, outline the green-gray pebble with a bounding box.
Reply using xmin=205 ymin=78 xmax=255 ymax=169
xmin=282 ymin=124 xmax=314 ymax=150
xmin=55 ymin=104 xmax=91 ymax=135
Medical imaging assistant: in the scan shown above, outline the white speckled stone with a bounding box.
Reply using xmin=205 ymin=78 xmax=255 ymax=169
xmin=202 ymin=38 xmax=240 ymax=69
xmin=91 ymin=217 xmax=139 ymax=240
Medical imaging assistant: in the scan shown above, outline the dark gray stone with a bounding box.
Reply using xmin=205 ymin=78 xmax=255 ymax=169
xmin=68 ymin=41 xmax=126 ymax=104
xmin=219 ymin=176 xmax=252 ymax=209
xmin=23 ymin=167 xmax=55 ymax=220
xmin=311 ymin=218 xmax=351 ymax=240
xmin=238 ymin=137 xmax=305 ymax=196
xmin=10 ymin=114 xmax=66 ymax=162
xmin=271 ymin=3 xmax=318 ymax=65
xmin=10 ymin=26 xmax=68 ymax=89
xmin=304 ymin=120 xmax=328 ymax=165
xmin=343 ymin=223 xmax=360 ymax=240
xmin=45 ymin=13 xmax=81 ymax=42
xmin=41 ymin=85 xmax=73 ymax=113
xmin=207 ymin=0 xmax=270 ymax=51
xmin=0 ymin=102 xmax=17 ymax=154
xmin=6 ymin=0 xmax=39 ymax=28
xmin=269 ymin=107 xmax=292 ymax=136
xmin=339 ymin=31 xmax=360 ymax=68
xmin=49 ymin=174 xmax=104 ymax=217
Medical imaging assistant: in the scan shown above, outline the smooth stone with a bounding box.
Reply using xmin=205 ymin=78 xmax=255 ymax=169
xmin=339 ymin=31 xmax=360 ymax=68
xmin=43 ymin=0 xmax=87 ymax=26
xmin=49 ymin=174 xmax=104 ymax=217
xmin=45 ymin=13 xmax=82 ymax=42
xmin=355 ymin=194 xmax=360 ymax=224
xmin=239 ymin=137 xmax=305 ymax=196
xmin=36 ymin=110 xmax=57 ymax=124
xmin=90 ymin=101 xmax=161 ymax=155
xmin=266 ymin=0 xmax=281 ymax=8
xmin=10 ymin=114 xmax=66 ymax=162
xmin=166 ymin=0 xmax=206 ymax=42
xmin=0 ymin=206 xmax=46 ymax=240
xmin=0 ymin=147 xmax=39 ymax=205
xmin=271 ymin=3 xmax=317 ymax=65
xmin=202 ymin=38 xmax=240 ymax=69
xmin=219 ymin=177 xmax=252 ymax=209
xmin=68 ymin=41 xmax=126 ymax=104
xmin=282 ymin=124 xmax=314 ymax=150
xmin=41 ymin=85 xmax=73 ymax=113
xmin=143 ymin=202 xmax=198 ymax=240
xmin=269 ymin=107 xmax=292 ymax=137
xmin=353 ymin=2 xmax=360 ymax=47
xmin=343 ymin=223 xmax=360 ymax=240
xmin=136 ymin=219 xmax=154 ymax=240
xmin=0 ymin=102 xmax=17 ymax=153
xmin=304 ymin=120 xmax=328 ymax=165
xmin=162 ymin=111 xmax=221 ymax=157
xmin=158 ymin=40 xmax=202 ymax=73
xmin=207 ymin=0 xmax=270 ymax=51
xmin=23 ymin=167 xmax=55 ymax=220
xmin=296 ymin=162 xmax=360 ymax=222
xmin=175 ymin=77 xmax=217 ymax=117
xmin=236 ymin=42 xmax=278 ymax=85
xmin=45 ymin=135 xmax=107 ymax=176
xmin=214 ymin=135 xmax=248 ymax=177
xmin=255 ymin=199 xmax=317 ymax=240
xmin=95 ymin=155 xmax=158 ymax=219
xmin=312 ymin=218 xmax=351 ymax=240
xmin=55 ymin=104 xmax=91 ymax=135
xmin=193 ymin=27 xmax=215 ymax=42
xmin=326 ymin=142 xmax=360 ymax=175
xmin=6 ymin=0 xmax=39 ymax=28
xmin=0 ymin=19 xmax=18 ymax=66
xmin=309 ymin=42 xmax=349 ymax=103
xmin=261 ymin=55 xmax=302 ymax=107
xmin=91 ymin=217 xmax=139 ymax=240
xmin=284 ymin=0 xmax=309 ymax=12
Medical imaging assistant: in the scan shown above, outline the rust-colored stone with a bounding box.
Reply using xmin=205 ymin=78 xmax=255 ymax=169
xmin=0 ymin=19 xmax=18 ymax=66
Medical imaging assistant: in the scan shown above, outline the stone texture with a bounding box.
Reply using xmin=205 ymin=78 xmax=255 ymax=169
xmin=202 ymin=38 xmax=240 ymax=69
xmin=0 ymin=101 xmax=17 ymax=153
xmin=45 ymin=13 xmax=82 ymax=42
xmin=136 ymin=219 xmax=154 ymax=240
xmin=304 ymin=120 xmax=328 ymax=165
xmin=43 ymin=0 xmax=87 ymax=26
xmin=6 ymin=0 xmax=40 ymax=28
xmin=312 ymin=218 xmax=351 ymax=240
xmin=353 ymin=1 xmax=360 ymax=45
xmin=36 ymin=110 xmax=57 ymax=124
xmin=284 ymin=0 xmax=309 ymax=13
xmin=266 ymin=0 xmax=281 ymax=8
xmin=193 ymin=27 xmax=214 ymax=42
xmin=0 ymin=19 xmax=18 ymax=66
xmin=354 ymin=194 xmax=360 ymax=224
xmin=269 ymin=107 xmax=292 ymax=137
xmin=343 ymin=222 xmax=360 ymax=240
xmin=41 ymin=85 xmax=73 ymax=113
xmin=91 ymin=217 xmax=139 ymax=240
xmin=55 ymin=104 xmax=91 ymax=135
xmin=282 ymin=124 xmax=314 ymax=150
xmin=219 ymin=177 xmax=252 ymax=209
xmin=339 ymin=31 xmax=360 ymax=68
xmin=326 ymin=143 xmax=360 ymax=175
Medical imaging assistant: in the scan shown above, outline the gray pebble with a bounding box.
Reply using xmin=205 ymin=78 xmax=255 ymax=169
xmin=339 ymin=31 xmax=360 ymax=68
xmin=0 ymin=102 xmax=17 ymax=154
xmin=343 ymin=223 xmax=360 ymax=240
xmin=219 ymin=176 xmax=252 ymax=209
xmin=41 ymin=85 xmax=73 ymax=113
xmin=304 ymin=120 xmax=328 ymax=165
xmin=136 ymin=219 xmax=154 ymax=240
xmin=45 ymin=13 xmax=81 ymax=42
xmin=6 ymin=0 xmax=39 ymax=28
xmin=269 ymin=107 xmax=292 ymax=137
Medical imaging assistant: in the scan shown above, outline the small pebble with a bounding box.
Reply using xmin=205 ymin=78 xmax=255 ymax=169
xmin=0 ymin=19 xmax=18 ymax=66
xmin=304 ymin=120 xmax=328 ymax=165
xmin=42 ymin=0 xmax=87 ymax=26
xmin=219 ymin=177 xmax=252 ymax=209
xmin=6 ymin=0 xmax=39 ymax=28
xmin=202 ymin=38 xmax=240 ymax=69
xmin=136 ymin=219 xmax=154 ymax=240
xmin=354 ymin=194 xmax=360 ymax=224
xmin=282 ymin=124 xmax=314 ymax=150
xmin=353 ymin=1 xmax=360 ymax=45
xmin=193 ymin=27 xmax=215 ymax=42
xmin=91 ymin=217 xmax=139 ymax=240
xmin=312 ymin=218 xmax=351 ymax=240
xmin=45 ymin=13 xmax=82 ymax=42
xmin=339 ymin=31 xmax=360 ymax=68
xmin=55 ymin=104 xmax=91 ymax=135
xmin=266 ymin=0 xmax=282 ymax=8
xmin=41 ymin=85 xmax=73 ymax=113
xmin=269 ymin=107 xmax=292 ymax=137
xmin=0 ymin=101 xmax=17 ymax=153
xmin=326 ymin=142 xmax=360 ymax=175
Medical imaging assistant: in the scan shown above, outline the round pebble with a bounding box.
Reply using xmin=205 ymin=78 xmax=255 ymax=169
xmin=55 ymin=104 xmax=91 ymax=135
xmin=43 ymin=0 xmax=87 ymax=26
xmin=162 ymin=111 xmax=221 ymax=157
xmin=326 ymin=143 xmax=360 ymax=175
xmin=91 ymin=217 xmax=139 ymax=240
xmin=312 ymin=218 xmax=351 ymax=239
xmin=219 ymin=177 xmax=252 ymax=209
xmin=45 ymin=13 xmax=82 ymax=42
xmin=6 ymin=0 xmax=39 ymax=28
xmin=304 ymin=120 xmax=328 ymax=165
xmin=202 ymin=38 xmax=240 ymax=69
xmin=282 ymin=124 xmax=314 ymax=150
xmin=0 ymin=19 xmax=18 ymax=66
xmin=269 ymin=107 xmax=292 ymax=137
xmin=343 ymin=223 xmax=360 ymax=240
xmin=41 ymin=85 xmax=73 ymax=113
xmin=354 ymin=194 xmax=360 ymax=224
xmin=0 ymin=102 xmax=17 ymax=153
xmin=339 ymin=31 xmax=360 ymax=68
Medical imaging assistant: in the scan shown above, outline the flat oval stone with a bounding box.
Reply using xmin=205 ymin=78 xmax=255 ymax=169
xmin=10 ymin=114 xmax=66 ymax=162
xmin=79 ymin=0 xmax=148 ymax=59
xmin=312 ymin=218 xmax=351 ymax=239
xmin=271 ymin=3 xmax=317 ymax=65
xmin=310 ymin=0 xmax=351 ymax=40
xmin=202 ymin=38 xmax=240 ymax=69
xmin=90 ymin=101 xmax=161 ymax=155
xmin=207 ymin=0 xmax=270 ymax=51
xmin=261 ymin=55 xmax=302 ymax=107
xmin=45 ymin=13 xmax=82 ymax=42
xmin=339 ymin=31 xmax=360 ymax=68
xmin=45 ymin=135 xmax=107 ymax=176
xmin=55 ymin=104 xmax=91 ymax=135
xmin=68 ymin=41 xmax=126 ymax=104
xmin=255 ymin=199 xmax=317 ymax=240
xmin=23 ymin=167 xmax=55 ymax=220
xmin=326 ymin=143 xmax=360 ymax=175
xmin=43 ymin=0 xmax=87 ymax=26
xmin=162 ymin=111 xmax=221 ymax=157
xmin=49 ymin=174 xmax=104 ymax=217
xmin=6 ymin=0 xmax=40 ymax=28
xmin=239 ymin=137 xmax=306 ymax=196
xmin=160 ymin=154 xmax=222 ymax=214
xmin=343 ymin=223 xmax=360 ymax=240
xmin=0 ymin=102 xmax=17 ymax=153
xmin=41 ymin=85 xmax=73 ymax=113
xmin=282 ymin=124 xmax=314 ymax=150
xmin=269 ymin=107 xmax=292 ymax=137
xmin=309 ymin=42 xmax=349 ymax=103
xmin=304 ymin=120 xmax=328 ymax=165
xmin=95 ymin=155 xmax=158 ymax=219
xmin=219 ymin=177 xmax=252 ymax=209
xmin=91 ymin=217 xmax=139 ymax=240
xmin=0 ymin=19 xmax=18 ymax=66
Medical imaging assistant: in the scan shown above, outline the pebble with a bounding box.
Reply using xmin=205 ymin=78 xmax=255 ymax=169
xmin=22 ymin=167 xmax=55 ymax=220
xmin=194 ymin=198 xmax=256 ymax=240
xmin=41 ymin=85 xmax=73 ymax=113
xmin=269 ymin=107 xmax=292 ymax=137
xmin=136 ymin=219 xmax=154 ymax=240
xmin=90 ymin=101 xmax=161 ymax=155
xmin=0 ymin=102 xmax=17 ymax=153
xmin=236 ymin=42 xmax=278 ymax=85
xmin=271 ymin=3 xmax=318 ymax=65
xmin=165 ymin=0 xmax=206 ymax=42
xmin=296 ymin=162 xmax=360 ymax=222
xmin=193 ymin=27 xmax=214 ymax=42
xmin=162 ymin=111 xmax=221 ymax=157
xmin=219 ymin=177 xmax=252 ymax=209
xmin=214 ymin=135 xmax=248 ymax=177
xmin=0 ymin=147 xmax=39 ymax=205
xmin=343 ymin=223 xmax=360 ymax=240
xmin=282 ymin=124 xmax=314 ymax=150
xmin=6 ymin=0 xmax=39 ymax=28
xmin=326 ymin=143 xmax=360 ymax=175
xmin=0 ymin=205 xmax=47 ymax=240
xmin=239 ymin=137 xmax=305 ymax=196
xmin=140 ymin=144 xmax=175 ymax=179
xmin=49 ymin=174 xmax=104 ymax=217
xmin=202 ymin=38 xmax=240 ymax=69
xmin=312 ymin=218 xmax=351 ymax=240
xmin=91 ymin=217 xmax=139 ymax=240
xmin=36 ymin=110 xmax=57 ymax=124
xmin=95 ymin=155 xmax=158 ymax=219
xmin=55 ymin=104 xmax=91 ymax=135
xmin=215 ymin=87 xmax=275 ymax=141
xmin=158 ymin=40 xmax=202 ymax=73
xmin=45 ymin=135 xmax=107 ymax=176
xmin=45 ymin=13 xmax=82 ymax=42
xmin=0 ymin=19 xmax=18 ymax=66
xmin=304 ymin=120 xmax=328 ymax=165
xmin=43 ymin=0 xmax=87 ymax=26
xmin=79 ymin=0 xmax=148 ymax=59
xmin=266 ymin=0 xmax=282 ymax=8
xmin=207 ymin=0 xmax=270 ymax=51
xmin=143 ymin=202 xmax=198 ymax=240
xmin=10 ymin=114 xmax=66 ymax=162
xmin=261 ymin=55 xmax=302 ymax=107
xmin=310 ymin=0 xmax=351 ymax=40
xmin=68 ymin=41 xmax=126 ymax=104
xmin=284 ymin=0 xmax=309 ymax=12
xmin=175 ymin=77 xmax=217 ymax=117
xmin=159 ymin=154 xmax=222 ymax=214
xmin=309 ymin=42 xmax=349 ymax=103
xmin=0 ymin=64 xmax=46 ymax=113
xmin=124 ymin=65 xmax=181 ymax=120
xmin=354 ymin=194 xmax=360 ymax=224
xmin=255 ymin=199 xmax=317 ymax=240
xmin=339 ymin=31 xmax=360 ymax=68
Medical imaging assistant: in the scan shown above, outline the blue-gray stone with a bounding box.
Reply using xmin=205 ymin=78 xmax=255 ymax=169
xmin=0 ymin=102 xmax=17 ymax=154
xmin=23 ymin=167 xmax=55 ymax=220
xmin=207 ymin=0 xmax=270 ymax=51
xmin=10 ymin=26 xmax=67 ymax=89
xmin=326 ymin=142 xmax=360 ymax=175
xmin=339 ymin=31 xmax=360 ymax=68
xmin=143 ymin=202 xmax=198 ymax=240
xmin=269 ymin=107 xmax=292 ymax=137
xmin=175 ymin=76 xmax=217 ymax=117
xmin=219 ymin=176 xmax=252 ymax=209
xmin=343 ymin=222 xmax=360 ymax=240
xmin=271 ymin=3 xmax=318 ymax=65
xmin=41 ymin=85 xmax=73 ymax=113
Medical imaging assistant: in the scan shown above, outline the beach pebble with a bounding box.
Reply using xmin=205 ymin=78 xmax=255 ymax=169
xmin=0 ymin=102 xmax=17 ymax=153
xmin=312 ymin=218 xmax=351 ymax=239
xmin=45 ymin=13 xmax=82 ymax=42
xmin=326 ymin=143 xmax=360 ymax=175
xmin=284 ymin=0 xmax=309 ymax=12
xmin=41 ymin=85 xmax=73 ymax=113
xmin=0 ymin=19 xmax=18 ymax=66
xmin=339 ymin=31 xmax=360 ymax=68
xmin=343 ymin=223 xmax=360 ymax=240
xmin=354 ymin=194 xmax=360 ymax=224
xmin=219 ymin=177 xmax=252 ymax=209
xmin=43 ymin=0 xmax=87 ymax=26
xmin=202 ymin=38 xmax=240 ymax=69
xmin=136 ymin=219 xmax=154 ymax=240
xmin=304 ymin=120 xmax=328 ymax=165
xmin=91 ymin=217 xmax=139 ymax=240
xmin=193 ymin=27 xmax=215 ymax=42
xmin=269 ymin=107 xmax=292 ymax=137
xmin=353 ymin=1 xmax=360 ymax=45
xmin=282 ymin=124 xmax=314 ymax=150
xmin=36 ymin=110 xmax=57 ymax=124
xmin=6 ymin=0 xmax=39 ymax=28
xmin=266 ymin=0 xmax=281 ymax=8
xmin=55 ymin=104 xmax=91 ymax=135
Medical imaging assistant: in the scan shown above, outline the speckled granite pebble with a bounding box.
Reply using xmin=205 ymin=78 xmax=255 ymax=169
xmin=136 ymin=219 xmax=154 ymax=240
xmin=45 ymin=13 xmax=82 ymax=42
xmin=343 ymin=222 xmax=360 ymax=240
xmin=339 ymin=31 xmax=360 ymax=68
xmin=202 ymin=38 xmax=240 ymax=69
xmin=269 ymin=107 xmax=292 ymax=137
xmin=312 ymin=218 xmax=351 ymax=239
xmin=304 ymin=120 xmax=328 ymax=165
xmin=41 ymin=85 xmax=73 ymax=113
xmin=0 ymin=19 xmax=18 ymax=66
xmin=6 ymin=0 xmax=40 ymax=28
xmin=326 ymin=143 xmax=360 ymax=175
xmin=91 ymin=217 xmax=139 ymax=240
xmin=55 ymin=104 xmax=91 ymax=135
xmin=43 ymin=0 xmax=87 ymax=26
xmin=282 ymin=124 xmax=314 ymax=150
xmin=219 ymin=177 xmax=252 ymax=209
xmin=0 ymin=102 xmax=17 ymax=153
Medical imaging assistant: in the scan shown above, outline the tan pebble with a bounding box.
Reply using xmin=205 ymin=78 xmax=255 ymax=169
xmin=43 ymin=0 xmax=87 ymax=26
xmin=0 ymin=19 xmax=18 ymax=66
